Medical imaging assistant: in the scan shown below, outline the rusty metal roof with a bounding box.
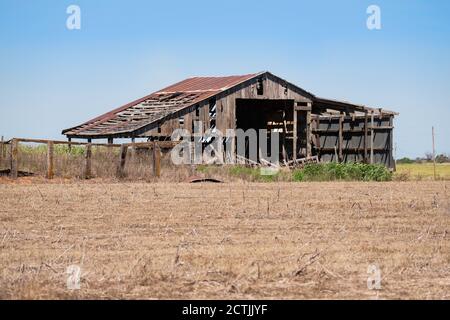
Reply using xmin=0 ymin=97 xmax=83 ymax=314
xmin=62 ymin=73 xmax=263 ymax=138
xmin=157 ymin=73 xmax=261 ymax=93
xmin=62 ymin=71 xmax=396 ymax=139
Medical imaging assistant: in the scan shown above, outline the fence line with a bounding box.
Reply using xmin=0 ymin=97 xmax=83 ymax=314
xmin=1 ymin=137 xmax=179 ymax=180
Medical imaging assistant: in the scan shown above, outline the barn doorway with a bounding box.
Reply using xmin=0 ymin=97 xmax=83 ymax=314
xmin=235 ymin=99 xmax=307 ymax=163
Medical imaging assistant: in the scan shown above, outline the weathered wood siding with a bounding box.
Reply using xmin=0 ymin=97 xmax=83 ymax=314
xmin=215 ymin=74 xmax=311 ymax=133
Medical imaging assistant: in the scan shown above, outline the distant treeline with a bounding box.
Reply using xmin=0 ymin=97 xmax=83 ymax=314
xmin=397 ymin=153 xmax=450 ymax=164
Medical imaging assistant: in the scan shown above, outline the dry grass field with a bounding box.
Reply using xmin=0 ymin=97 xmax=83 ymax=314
xmin=1 ymin=178 xmax=449 ymax=299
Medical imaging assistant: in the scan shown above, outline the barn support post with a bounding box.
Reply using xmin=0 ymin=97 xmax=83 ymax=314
xmin=10 ymin=138 xmax=18 ymax=179
xmin=338 ymin=114 xmax=344 ymax=162
xmin=314 ymin=116 xmax=321 ymax=159
xmin=153 ymin=141 xmax=161 ymax=178
xmin=306 ymin=102 xmax=312 ymax=158
xmin=68 ymin=137 xmax=72 ymax=152
xmin=370 ymin=111 xmax=375 ymax=164
xmin=46 ymin=141 xmax=54 ymax=179
xmin=293 ymin=103 xmax=298 ymax=161
xmin=116 ymin=144 xmax=128 ymax=178
xmin=364 ymin=112 xmax=368 ymax=163
xmin=390 ymin=115 xmax=396 ymax=171
xmin=84 ymin=143 xmax=92 ymax=179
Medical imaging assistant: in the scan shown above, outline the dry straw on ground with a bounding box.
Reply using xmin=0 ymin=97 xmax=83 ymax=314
xmin=0 ymin=179 xmax=449 ymax=299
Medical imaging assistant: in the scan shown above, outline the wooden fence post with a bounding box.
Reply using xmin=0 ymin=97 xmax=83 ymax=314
xmin=47 ymin=141 xmax=54 ymax=179
xmin=153 ymin=141 xmax=161 ymax=178
xmin=10 ymin=138 xmax=18 ymax=179
xmin=84 ymin=143 xmax=92 ymax=179
xmin=116 ymin=144 xmax=128 ymax=178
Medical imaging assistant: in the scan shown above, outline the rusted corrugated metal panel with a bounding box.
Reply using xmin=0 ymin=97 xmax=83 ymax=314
xmin=62 ymin=73 xmax=263 ymax=138
xmin=157 ymin=73 xmax=260 ymax=93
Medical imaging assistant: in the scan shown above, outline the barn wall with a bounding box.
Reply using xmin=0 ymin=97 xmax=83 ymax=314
xmin=313 ymin=115 xmax=395 ymax=169
xmin=215 ymin=73 xmax=312 ymax=133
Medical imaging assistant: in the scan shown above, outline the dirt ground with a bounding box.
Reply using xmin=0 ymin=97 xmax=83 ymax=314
xmin=0 ymin=179 xmax=449 ymax=299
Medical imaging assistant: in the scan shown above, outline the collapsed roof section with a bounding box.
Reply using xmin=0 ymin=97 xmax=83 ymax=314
xmin=62 ymin=71 xmax=396 ymax=139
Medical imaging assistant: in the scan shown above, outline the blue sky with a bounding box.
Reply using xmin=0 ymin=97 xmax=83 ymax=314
xmin=1 ymin=0 xmax=449 ymax=158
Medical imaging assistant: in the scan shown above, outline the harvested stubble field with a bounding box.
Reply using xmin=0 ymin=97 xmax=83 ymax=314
xmin=0 ymin=179 xmax=449 ymax=299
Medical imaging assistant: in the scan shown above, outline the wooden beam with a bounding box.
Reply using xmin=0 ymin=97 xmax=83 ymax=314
xmin=314 ymin=117 xmax=321 ymax=158
xmin=390 ymin=115 xmax=396 ymax=171
xmin=294 ymin=105 xmax=312 ymax=112
xmin=46 ymin=141 xmax=54 ymax=179
xmin=10 ymin=138 xmax=18 ymax=179
xmin=370 ymin=112 xmax=375 ymax=164
xmin=338 ymin=114 xmax=343 ymax=162
xmin=293 ymin=104 xmax=298 ymax=161
xmin=84 ymin=143 xmax=92 ymax=179
xmin=153 ymin=141 xmax=161 ymax=178
xmin=364 ymin=112 xmax=368 ymax=163
xmin=13 ymin=138 xmax=121 ymax=147
xmin=116 ymin=144 xmax=128 ymax=178
xmin=306 ymin=104 xmax=312 ymax=157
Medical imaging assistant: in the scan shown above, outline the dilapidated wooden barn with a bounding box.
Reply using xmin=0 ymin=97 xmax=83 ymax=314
xmin=62 ymin=71 xmax=397 ymax=168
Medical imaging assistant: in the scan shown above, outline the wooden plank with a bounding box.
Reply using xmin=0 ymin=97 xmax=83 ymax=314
xmin=314 ymin=117 xmax=321 ymax=157
xmin=153 ymin=141 xmax=161 ymax=178
xmin=10 ymin=138 xmax=18 ymax=179
xmin=184 ymin=110 xmax=193 ymax=134
xmin=390 ymin=115 xmax=396 ymax=171
xmin=293 ymin=105 xmax=298 ymax=161
xmin=116 ymin=144 xmax=128 ymax=178
xmin=294 ymin=105 xmax=312 ymax=111
xmin=14 ymin=138 xmax=121 ymax=147
xmin=364 ymin=112 xmax=368 ymax=163
xmin=123 ymin=141 xmax=179 ymax=149
xmin=314 ymin=147 xmax=387 ymax=152
xmin=200 ymin=103 xmax=210 ymax=131
xmin=370 ymin=112 xmax=374 ymax=164
xmin=306 ymin=105 xmax=312 ymax=157
xmin=338 ymin=114 xmax=343 ymax=162
xmin=84 ymin=143 xmax=92 ymax=179
xmin=46 ymin=141 xmax=54 ymax=179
